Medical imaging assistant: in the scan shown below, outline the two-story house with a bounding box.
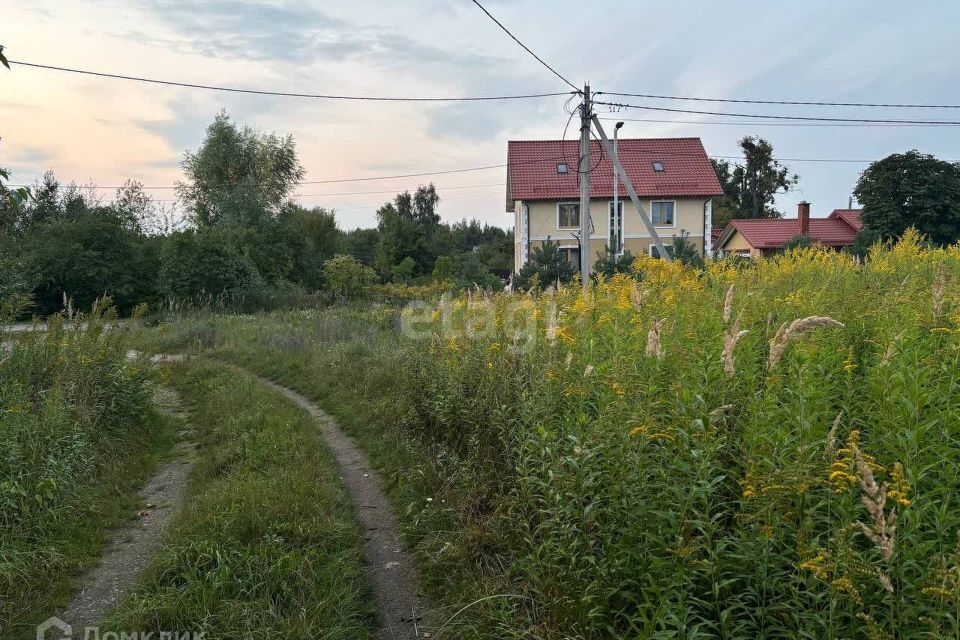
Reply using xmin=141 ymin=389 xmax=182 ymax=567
xmin=507 ymin=137 xmax=723 ymax=274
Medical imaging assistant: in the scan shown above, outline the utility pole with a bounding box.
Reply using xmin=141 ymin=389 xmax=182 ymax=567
xmin=591 ymin=115 xmax=672 ymax=261
xmin=579 ymin=83 xmax=591 ymax=288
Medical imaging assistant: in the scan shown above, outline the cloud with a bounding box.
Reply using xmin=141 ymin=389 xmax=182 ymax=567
xmin=128 ymin=0 xmax=345 ymax=62
xmin=128 ymin=0 xmax=505 ymax=74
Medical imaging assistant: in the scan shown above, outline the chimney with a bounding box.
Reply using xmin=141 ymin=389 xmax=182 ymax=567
xmin=798 ymin=201 xmax=810 ymax=236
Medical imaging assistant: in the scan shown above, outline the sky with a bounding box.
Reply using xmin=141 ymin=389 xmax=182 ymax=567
xmin=2 ymin=0 xmax=959 ymax=230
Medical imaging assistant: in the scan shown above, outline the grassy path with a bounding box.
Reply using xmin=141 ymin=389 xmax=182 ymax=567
xmin=253 ymin=375 xmax=425 ymax=639
xmin=103 ymin=360 xmax=375 ymax=638
xmin=57 ymin=387 xmax=198 ymax=631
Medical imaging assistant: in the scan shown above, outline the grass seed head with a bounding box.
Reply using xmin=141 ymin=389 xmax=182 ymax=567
xmin=768 ymin=316 xmax=845 ymax=369
xmin=646 ymin=318 xmax=665 ymax=359
xmin=722 ymin=313 xmax=748 ymax=377
xmin=723 ymin=284 xmax=735 ymax=324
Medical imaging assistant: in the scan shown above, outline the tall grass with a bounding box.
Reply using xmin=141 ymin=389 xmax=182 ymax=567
xmin=1 ymin=300 xmax=169 ymax=636
xmin=141 ymin=231 xmax=960 ymax=638
xmin=103 ymin=362 xmax=373 ymax=638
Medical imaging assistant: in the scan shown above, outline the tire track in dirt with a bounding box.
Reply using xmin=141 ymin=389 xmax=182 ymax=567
xmin=251 ymin=375 xmax=426 ymax=640
xmin=57 ymin=385 xmax=198 ymax=631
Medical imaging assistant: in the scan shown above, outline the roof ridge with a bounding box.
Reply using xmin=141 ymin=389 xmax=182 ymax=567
xmin=507 ymin=136 xmax=704 ymax=143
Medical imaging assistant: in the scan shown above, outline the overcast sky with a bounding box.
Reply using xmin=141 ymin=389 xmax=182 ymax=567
xmin=2 ymin=0 xmax=958 ymax=230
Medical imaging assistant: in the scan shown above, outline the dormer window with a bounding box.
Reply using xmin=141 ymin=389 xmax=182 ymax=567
xmin=652 ymin=161 xmax=665 ymax=172
xmin=557 ymin=163 xmax=569 ymax=174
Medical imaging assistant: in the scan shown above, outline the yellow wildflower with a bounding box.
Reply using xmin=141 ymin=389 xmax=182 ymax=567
xmin=799 ymin=552 xmax=830 ymax=581
xmin=554 ymin=325 xmax=574 ymax=345
xmin=887 ymin=462 xmax=911 ymax=508
xmin=830 ymin=577 xmax=862 ymax=602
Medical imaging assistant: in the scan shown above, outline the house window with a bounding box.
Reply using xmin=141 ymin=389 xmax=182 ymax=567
xmin=608 ymin=201 xmax=623 ymax=254
xmin=557 ymin=202 xmax=580 ymax=229
xmin=651 ymin=200 xmax=675 ymax=226
xmin=652 ymin=161 xmax=665 ymax=172
xmin=560 ymin=246 xmax=580 ymax=266
xmin=650 ymin=243 xmax=676 ymax=259
xmin=556 ymin=163 xmax=569 ymax=174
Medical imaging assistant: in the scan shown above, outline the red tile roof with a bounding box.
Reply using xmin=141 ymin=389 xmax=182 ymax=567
xmin=507 ymin=137 xmax=723 ymax=202
xmin=828 ymin=208 xmax=863 ymax=231
xmin=718 ymin=217 xmax=859 ymax=250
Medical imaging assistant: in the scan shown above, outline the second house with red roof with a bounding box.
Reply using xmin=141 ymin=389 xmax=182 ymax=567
xmin=714 ymin=203 xmax=863 ymax=257
xmin=506 ymin=137 xmax=724 ymax=274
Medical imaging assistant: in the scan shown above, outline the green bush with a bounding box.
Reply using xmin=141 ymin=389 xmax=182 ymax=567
xmin=322 ymin=254 xmax=378 ymax=299
xmin=158 ymin=229 xmax=261 ymax=302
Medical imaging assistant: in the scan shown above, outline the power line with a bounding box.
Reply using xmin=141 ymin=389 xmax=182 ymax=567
xmin=467 ymin=0 xmax=579 ymax=92
xmin=41 ymin=182 xmax=507 ymax=195
xmin=8 ymin=59 xmax=573 ymax=102
xmin=146 ymin=191 xmax=499 ymax=208
xmin=597 ymin=116 xmax=958 ymax=128
xmin=12 ymin=147 xmax=889 ymax=193
xmin=594 ymin=100 xmax=960 ymax=125
xmin=10 ymin=166 xmax=520 ymax=190
xmin=596 ymin=91 xmax=960 ymax=109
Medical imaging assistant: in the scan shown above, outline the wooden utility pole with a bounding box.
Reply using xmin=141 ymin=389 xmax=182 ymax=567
xmin=578 ymin=84 xmax=591 ymax=288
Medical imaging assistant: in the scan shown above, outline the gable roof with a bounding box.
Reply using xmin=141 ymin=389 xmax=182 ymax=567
xmin=828 ymin=208 xmax=863 ymax=231
xmin=507 ymin=137 xmax=723 ymax=203
xmin=716 ymin=217 xmax=859 ymax=250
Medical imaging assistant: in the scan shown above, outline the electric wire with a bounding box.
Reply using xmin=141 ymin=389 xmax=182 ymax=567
xmin=467 ymin=0 xmax=579 ymax=92
xmin=594 ymin=100 xmax=960 ymax=125
xmin=8 ymin=59 xmax=574 ymax=102
xmin=9 ymin=147 xmax=899 ymax=191
xmin=596 ymin=116 xmax=959 ymax=128
xmin=596 ymin=91 xmax=960 ymax=109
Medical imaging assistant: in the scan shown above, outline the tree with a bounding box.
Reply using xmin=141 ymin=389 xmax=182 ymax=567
xmin=781 ymin=234 xmax=813 ymax=251
xmin=453 ymin=251 xmax=502 ymax=290
xmin=710 ymin=158 xmax=741 ymax=230
xmin=112 ymin=179 xmax=154 ymax=232
xmin=391 ymin=257 xmax=417 ymax=283
xmin=373 ymin=185 xmax=441 ymax=278
xmin=341 ymin=227 xmax=379 ymax=265
xmin=515 ymin=238 xmax=575 ymax=290
xmin=157 ymin=229 xmax=260 ymax=301
xmin=24 ymin=208 xmax=159 ymax=314
xmin=671 ymin=232 xmax=705 ymax=269
xmin=0 ymin=166 xmax=29 ymax=236
xmin=593 ymin=248 xmax=635 ymax=279
xmin=281 ymin=205 xmax=341 ymax=289
xmin=854 ymin=150 xmax=960 ymax=246
xmin=178 ymin=111 xmax=304 ymax=228
xmin=711 ymin=137 xmax=799 ymax=223
xmin=432 ymin=255 xmax=454 ymax=282
xmin=322 ymin=254 xmax=377 ymax=299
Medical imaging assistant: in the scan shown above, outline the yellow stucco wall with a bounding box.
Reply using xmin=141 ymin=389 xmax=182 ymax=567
xmin=718 ymin=229 xmax=761 ymax=257
xmin=514 ymin=197 xmax=709 ymax=272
